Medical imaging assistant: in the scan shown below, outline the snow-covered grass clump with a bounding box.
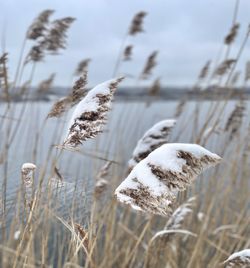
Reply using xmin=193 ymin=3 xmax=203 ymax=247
xmin=115 ymin=143 xmax=221 ymax=216
xmin=63 ymin=77 xmax=123 ymax=148
xmin=128 ymin=119 xmax=176 ymax=170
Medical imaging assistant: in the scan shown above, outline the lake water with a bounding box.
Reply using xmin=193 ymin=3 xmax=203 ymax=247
xmin=0 ymin=98 xmax=249 ymax=219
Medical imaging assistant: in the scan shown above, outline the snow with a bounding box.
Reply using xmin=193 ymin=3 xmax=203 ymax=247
xmin=129 ymin=119 xmax=176 ymax=167
xmin=22 ymin=163 xmax=37 ymax=171
xmin=63 ymin=78 xmax=120 ymax=146
xmin=95 ymin=179 xmax=108 ymax=187
xmin=66 ymin=79 xmax=117 ymax=134
xmin=14 ymin=230 xmax=21 ymax=240
xmin=225 ymin=249 xmax=250 ymax=263
xmin=115 ymin=143 xmax=221 ymax=213
xmin=165 ymin=197 xmax=195 ymax=229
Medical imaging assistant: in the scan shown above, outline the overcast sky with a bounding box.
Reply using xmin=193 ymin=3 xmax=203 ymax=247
xmin=1 ymin=0 xmax=250 ymax=87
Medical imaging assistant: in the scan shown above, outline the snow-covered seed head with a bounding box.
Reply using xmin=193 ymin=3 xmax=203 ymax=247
xmin=21 ymin=163 xmax=37 ymax=187
xmin=94 ymin=179 xmax=109 ymax=198
xmin=128 ymin=119 xmax=176 ymax=171
xmin=115 ymin=143 xmax=221 ymax=217
xmin=223 ymin=249 xmax=250 ymax=267
xmin=63 ymin=77 xmax=124 ymax=149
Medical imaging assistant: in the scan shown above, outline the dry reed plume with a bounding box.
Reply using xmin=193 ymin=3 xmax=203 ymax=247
xmin=225 ymin=101 xmax=245 ymax=140
xmin=129 ymin=11 xmax=147 ymax=35
xmin=148 ymin=77 xmax=161 ymax=96
xmin=224 ymin=23 xmax=240 ymax=45
xmin=37 ymin=73 xmax=56 ymax=93
xmin=45 ymin=17 xmax=75 ymax=53
xmin=198 ymin=60 xmax=211 ymax=80
xmin=26 ymin=9 xmax=54 ymax=40
xmin=140 ymin=51 xmax=158 ymax=79
xmin=123 ymin=45 xmax=133 ymax=61
xmin=214 ymin=59 xmax=236 ymax=77
xmin=47 ymin=71 xmax=88 ymax=118
xmin=75 ymin=59 xmax=91 ymax=76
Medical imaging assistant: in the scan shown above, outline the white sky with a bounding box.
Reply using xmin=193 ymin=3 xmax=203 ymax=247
xmin=1 ymin=0 xmax=250 ymax=87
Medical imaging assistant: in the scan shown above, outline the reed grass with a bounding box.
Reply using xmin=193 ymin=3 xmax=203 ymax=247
xmin=0 ymin=3 xmax=250 ymax=268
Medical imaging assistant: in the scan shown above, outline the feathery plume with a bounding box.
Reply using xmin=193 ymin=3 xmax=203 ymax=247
xmin=25 ymin=42 xmax=46 ymax=63
xmin=129 ymin=11 xmax=147 ymax=36
xmin=164 ymin=196 xmax=195 ymax=230
xmin=223 ymin=249 xmax=250 ymax=267
xmin=123 ymin=45 xmax=133 ymax=61
xmin=38 ymin=73 xmax=55 ymax=93
xmin=47 ymin=72 xmax=88 ymax=118
xmin=47 ymin=96 xmax=71 ymax=118
xmin=115 ymin=143 xmax=221 ymax=216
xmin=140 ymin=51 xmax=158 ymax=79
xmin=128 ymin=119 xmax=176 ymax=171
xmin=45 ymin=17 xmax=75 ymax=53
xmin=148 ymin=77 xmax=161 ymax=96
xmin=21 ymin=163 xmax=36 ymax=187
xmin=63 ymin=77 xmax=124 ymax=148
xmin=75 ymin=59 xmax=91 ymax=76
xmin=225 ymin=101 xmax=245 ymax=140
xmin=198 ymin=60 xmax=211 ymax=80
xmin=149 ymin=197 xmax=196 ymax=245
xmin=71 ymin=71 xmax=88 ymax=106
xmin=26 ymin=9 xmax=54 ymax=40
xmin=224 ymin=23 xmax=240 ymax=45
xmin=214 ymin=59 xmax=236 ymax=77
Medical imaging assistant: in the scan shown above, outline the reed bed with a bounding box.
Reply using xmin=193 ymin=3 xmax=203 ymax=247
xmin=0 ymin=4 xmax=250 ymax=268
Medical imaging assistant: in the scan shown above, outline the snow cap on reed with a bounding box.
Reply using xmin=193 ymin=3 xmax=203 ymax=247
xmin=115 ymin=143 xmax=221 ymax=216
xmin=63 ymin=77 xmax=124 ymax=148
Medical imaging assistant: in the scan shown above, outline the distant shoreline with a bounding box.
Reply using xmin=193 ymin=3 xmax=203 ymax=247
xmin=1 ymin=86 xmax=250 ymax=102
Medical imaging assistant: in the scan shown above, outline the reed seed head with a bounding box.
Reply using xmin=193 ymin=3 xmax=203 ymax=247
xmin=129 ymin=11 xmax=147 ymax=35
xmin=44 ymin=17 xmax=75 ymax=53
xmin=26 ymin=9 xmax=54 ymax=40
xmin=38 ymin=73 xmax=56 ymax=93
xmin=214 ymin=59 xmax=236 ymax=77
xmin=198 ymin=60 xmax=211 ymax=80
xmin=75 ymin=59 xmax=91 ymax=76
xmin=128 ymin=119 xmax=176 ymax=171
xmin=116 ymin=143 xmax=221 ymax=216
xmin=141 ymin=51 xmax=158 ymax=79
xmin=123 ymin=45 xmax=133 ymax=61
xmin=63 ymin=77 xmax=124 ymax=149
xmin=224 ymin=249 xmax=250 ymax=267
xmin=224 ymin=23 xmax=240 ymax=45
xmin=148 ymin=77 xmax=161 ymax=96
xmin=21 ymin=163 xmax=37 ymax=187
